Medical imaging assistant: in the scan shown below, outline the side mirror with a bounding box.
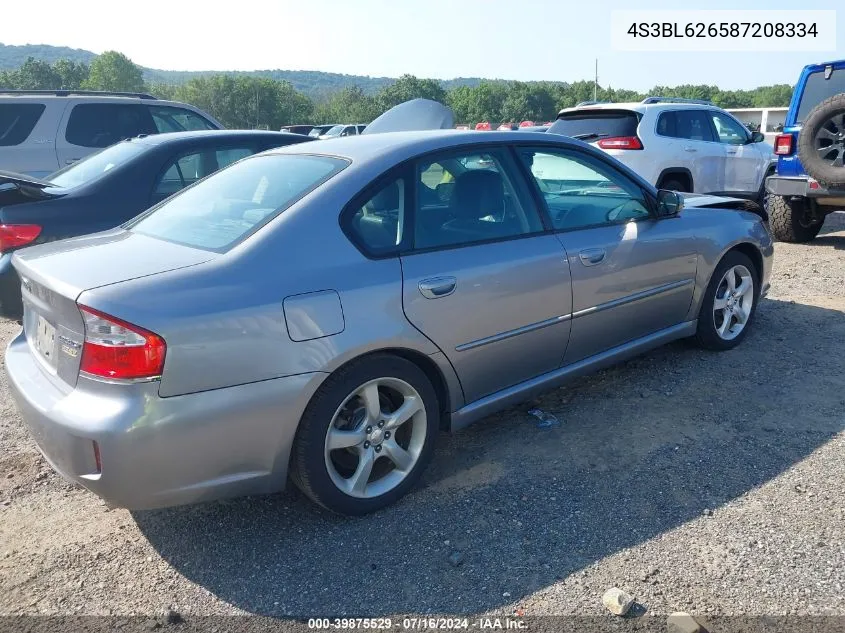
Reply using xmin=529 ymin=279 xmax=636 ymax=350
xmin=750 ymin=131 xmax=765 ymax=143
xmin=656 ymin=189 xmax=683 ymax=217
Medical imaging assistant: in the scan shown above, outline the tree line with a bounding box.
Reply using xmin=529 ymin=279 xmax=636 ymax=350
xmin=0 ymin=52 xmax=795 ymax=130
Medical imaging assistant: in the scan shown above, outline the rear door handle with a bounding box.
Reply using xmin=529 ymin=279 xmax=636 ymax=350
xmin=683 ymin=146 xmax=698 ymax=153
xmin=418 ymin=276 xmax=457 ymax=299
xmin=579 ymin=248 xmax=606 ymax=266
xmin=65 ymin=158 xmax=80 ymax=165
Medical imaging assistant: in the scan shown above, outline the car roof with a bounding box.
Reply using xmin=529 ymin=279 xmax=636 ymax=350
xmin=131 ymin=129 xmax=308 ymax=146
xmin=267 ymin=129 xmax=574 ymax=163
xmin=560 ymin=102 xmax=718 ymax=114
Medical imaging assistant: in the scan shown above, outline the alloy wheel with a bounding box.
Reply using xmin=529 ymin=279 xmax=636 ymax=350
xmin=712 ymin=264 xmax=755 ymax=341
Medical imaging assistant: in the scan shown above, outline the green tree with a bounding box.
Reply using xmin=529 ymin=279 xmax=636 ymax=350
xmin=313 ymin=86 xmax=379 ymax=123
xmin=375 ymin=74 xmax=447 ymax=112
xmin=52 ymin=59 xmax=89 ymax=89
xmin=83 ymin=51 xmax=145 ymax=92
xmin=9 ymin=57 xmax=61 ymax=89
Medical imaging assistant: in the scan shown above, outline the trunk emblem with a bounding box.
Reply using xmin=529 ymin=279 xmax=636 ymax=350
xmin=59 ymin=336 xmax=81 ymax=358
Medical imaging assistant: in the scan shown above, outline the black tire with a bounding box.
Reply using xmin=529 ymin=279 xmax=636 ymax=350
xmin=768 ymin=194 xmax=823 ymax=243
xmin=659 ymin=177 xmax=689 ymax=193
xmin=290 ymin=354 xmax=439 ymax=515
xmin=694 ymin=251 xmax=759 ymax=351
xmin=797 ymin=93 xmax=845 ymax=187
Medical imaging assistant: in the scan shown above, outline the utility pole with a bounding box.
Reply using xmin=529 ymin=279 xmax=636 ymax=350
xmin=594 ymin=59 xmax=598 ymax=101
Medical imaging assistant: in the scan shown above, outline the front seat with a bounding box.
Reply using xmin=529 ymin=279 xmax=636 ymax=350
xmin=439 ymin=170 xmax=510 ymax=243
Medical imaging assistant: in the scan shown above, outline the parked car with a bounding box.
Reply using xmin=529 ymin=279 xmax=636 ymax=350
xmin=766 ymin=59 xmax=845 ymax=242
xmin=552 ymin=97 xmax=777 ymax=204
xmin=280 ymin=124 xmax=314 ymax=135
xmin=6 ymin=100 xmax=772 ymax=516
xmin=308 ymin=125 xmax=336 ymax=137
xmin=0 ymin=90 xmax=223 ymax=178
xmin=319 ymin=124 xmax=367 ymax=139
xmin=0 ymin=130 xmax=311 ymax=317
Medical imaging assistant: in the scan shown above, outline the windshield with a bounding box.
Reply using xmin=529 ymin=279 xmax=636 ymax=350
xmin=127 ymin=153 xmax=349 ymax=252
xmin=323 ymin=125 xmax=344 ymax=137
xmin=308 ymin=128 xmax=325 ymax=137
xmin=552 ymin=110 xmax=640 ymax=139
xmin=796 ymin=69 xmax=845 ymax=124
xmin=48 ymin=141 xmax=147 ymax=189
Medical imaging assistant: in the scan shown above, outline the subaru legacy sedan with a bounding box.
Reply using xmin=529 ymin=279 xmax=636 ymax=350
xmin=5 ymin=101 xmax=773 ymax=515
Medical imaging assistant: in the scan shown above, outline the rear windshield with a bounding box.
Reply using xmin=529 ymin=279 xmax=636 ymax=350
xmin=554 ymin=110 xmax=640 ymax=138
xmin=47 ymin=141 xmax=147 ymax=189
xmin=0 ymin=103 xmax=46 ymax=146
xmin=127 ymin=153 xmax=349 ymax=252
xmin=796 ymin=69 xmax=845 ymax=123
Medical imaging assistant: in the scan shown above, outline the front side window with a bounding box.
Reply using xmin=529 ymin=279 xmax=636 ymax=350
xmin=0 ymin=104 xmax=46 ymax=146
xmin=414 ymin=150 xmax=543 ymax=250
xmin=710 ymin=112 xmax=749 ymax=145
xmin=518 ymin=148 xmax=650 ymax=230
xmin=148 ymin=105 xmax=216 ymax=132
xmin=47 ymin=140 xmax=147 ymax=188
xmin=65 ymin=104 xmax=157 ymax=148
xmin=129 ymin=154 xmax=348 ymax=252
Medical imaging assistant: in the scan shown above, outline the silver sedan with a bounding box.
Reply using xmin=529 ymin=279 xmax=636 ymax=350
xmin=6 ymin=103 xmax=773 ymax=515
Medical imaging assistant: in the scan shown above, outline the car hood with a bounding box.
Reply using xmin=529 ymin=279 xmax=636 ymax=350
xmin=11 ymin=228 xmax=216 ymax=300
xmin=362 ymin=99 xmax=455 ymax=134
xmin=681 ymin=193 xmax=748 ymax=207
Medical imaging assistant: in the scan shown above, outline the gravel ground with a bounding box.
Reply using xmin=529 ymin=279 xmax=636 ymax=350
xmin=1 ymin=214 xmax=844 ymax=626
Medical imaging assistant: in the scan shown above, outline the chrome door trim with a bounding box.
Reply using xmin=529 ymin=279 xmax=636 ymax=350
xmin=455 ymin=313 xmax=571 ymax=352
xmin=571 ymin=278 xmax=694 ymax=320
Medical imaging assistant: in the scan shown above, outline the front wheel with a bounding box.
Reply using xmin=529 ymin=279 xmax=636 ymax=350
xmin=290 ymin=354 xmax=439 ymax=515
xmin=694 ymin=251 xmax=759 ymax=351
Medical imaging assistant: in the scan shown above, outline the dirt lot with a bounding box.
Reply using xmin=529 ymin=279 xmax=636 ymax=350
xmin=1 ymin=215 xmax=844 ymax=625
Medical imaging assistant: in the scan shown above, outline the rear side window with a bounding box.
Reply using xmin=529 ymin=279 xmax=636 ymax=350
xmin=796 ymin=69 xmax=845 ymax=123
xmin=554 ymin=110 xmax=640 ymax=139
xmin=66 ymin=104 xmax=157 ymax=148
xmin=153 ymin=147 xmax=255 ymax=198
xmin=656 ymin=110 xmax=716 ymax=142
xmin=129 ymin=154 xmax=349 ymax=252
xmin=148 ymin=105 xmax=216 ymax=132
xmin=0 ymin=103 xmax=46 ymax=146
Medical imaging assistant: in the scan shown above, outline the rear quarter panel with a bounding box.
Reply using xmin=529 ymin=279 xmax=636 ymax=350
xmin=77 ymin=171 xmax=456 ymax=404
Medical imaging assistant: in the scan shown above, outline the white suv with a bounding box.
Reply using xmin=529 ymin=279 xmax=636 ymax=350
xmin=552 ymin=98 xmax=776 ymax=202
xmin=0 ymin=90 xmax=223 ymax=178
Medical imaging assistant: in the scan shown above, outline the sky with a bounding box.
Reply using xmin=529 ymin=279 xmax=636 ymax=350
xmin=1 ymin=0 xmax=843 ymax=90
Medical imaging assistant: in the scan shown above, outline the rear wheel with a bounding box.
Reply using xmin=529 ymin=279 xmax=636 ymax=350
xmin=290 ymin=354 xmax=439 ymax=515
xmin=797 ymin=93 xmax=845 ymax=187
xmin=695 ymin=251 xmax=759 ymax=351
xmin=768 ymin=194 xmax=823 ymax=243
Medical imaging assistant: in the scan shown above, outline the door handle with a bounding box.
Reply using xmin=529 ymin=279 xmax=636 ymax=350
xmin=579 ymin=248 xmax=606 ymax=266
xmin=418 ymin=276 xmax=457 ymax=299
xmin=683 ymin=146 xmax=698 ymax=153
xmin=726 ymin=148 xmax=739 ymax=155
xmin=65 ymin=158 xmax=80 ymax=165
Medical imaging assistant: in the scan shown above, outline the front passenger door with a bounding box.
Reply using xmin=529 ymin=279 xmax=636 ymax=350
xmin=518 ymin=147 xmax=698 ymax=365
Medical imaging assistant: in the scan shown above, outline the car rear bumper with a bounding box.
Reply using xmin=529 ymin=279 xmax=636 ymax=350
xmin=5 ymin=329 xmax=326 ymax=509
xmin=766 ymin=175 xmax=845 ymax=201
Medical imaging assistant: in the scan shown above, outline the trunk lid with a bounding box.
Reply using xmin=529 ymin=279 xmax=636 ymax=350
xmin=0 ymin=170 xmax=65 ymax=206
xmin=12 ymin=229 xmax=215 ymax=389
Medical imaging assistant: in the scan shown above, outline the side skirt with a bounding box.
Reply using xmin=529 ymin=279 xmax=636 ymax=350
xmin=449 ymin=320 xmax=697 ymax=432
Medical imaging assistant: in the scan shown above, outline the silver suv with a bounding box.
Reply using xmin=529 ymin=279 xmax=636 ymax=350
xmin=0 ymin=90 xmax=223 ymax=178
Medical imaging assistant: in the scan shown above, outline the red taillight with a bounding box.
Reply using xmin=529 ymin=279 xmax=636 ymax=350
xmin=774 ymin=133 xmax=794 ymax=155
xmin=597 ymin=136 xmax=643 ymax=150
xmin=0 ymin=224 xmax=41 ymax=253
xmin=78 ymin=306 xmax=166 ymax=380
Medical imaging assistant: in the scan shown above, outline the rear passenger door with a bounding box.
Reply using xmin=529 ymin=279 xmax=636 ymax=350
xmin=56 ymin=103 xmax=157 ymax=167
xmin=398 ymin=148 xmax=572 ymax=403
xmin=659 ymin=109 xmax=725 ymax=194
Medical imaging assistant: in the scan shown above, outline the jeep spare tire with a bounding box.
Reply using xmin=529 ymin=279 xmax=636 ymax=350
xmin=797 ymin=93 xmax=845 ymax=187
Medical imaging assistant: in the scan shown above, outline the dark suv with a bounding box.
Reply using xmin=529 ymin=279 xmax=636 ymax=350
xmin=766 ymin=60 xmax=845 ymax=242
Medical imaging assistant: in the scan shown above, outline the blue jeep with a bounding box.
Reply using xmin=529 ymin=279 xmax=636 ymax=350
xmin=766 ymin=59 xmax=845 ymax=242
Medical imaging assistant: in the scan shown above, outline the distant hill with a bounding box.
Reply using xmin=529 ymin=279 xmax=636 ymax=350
xmin=0 ymin=43 xmax=490 ymax=98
